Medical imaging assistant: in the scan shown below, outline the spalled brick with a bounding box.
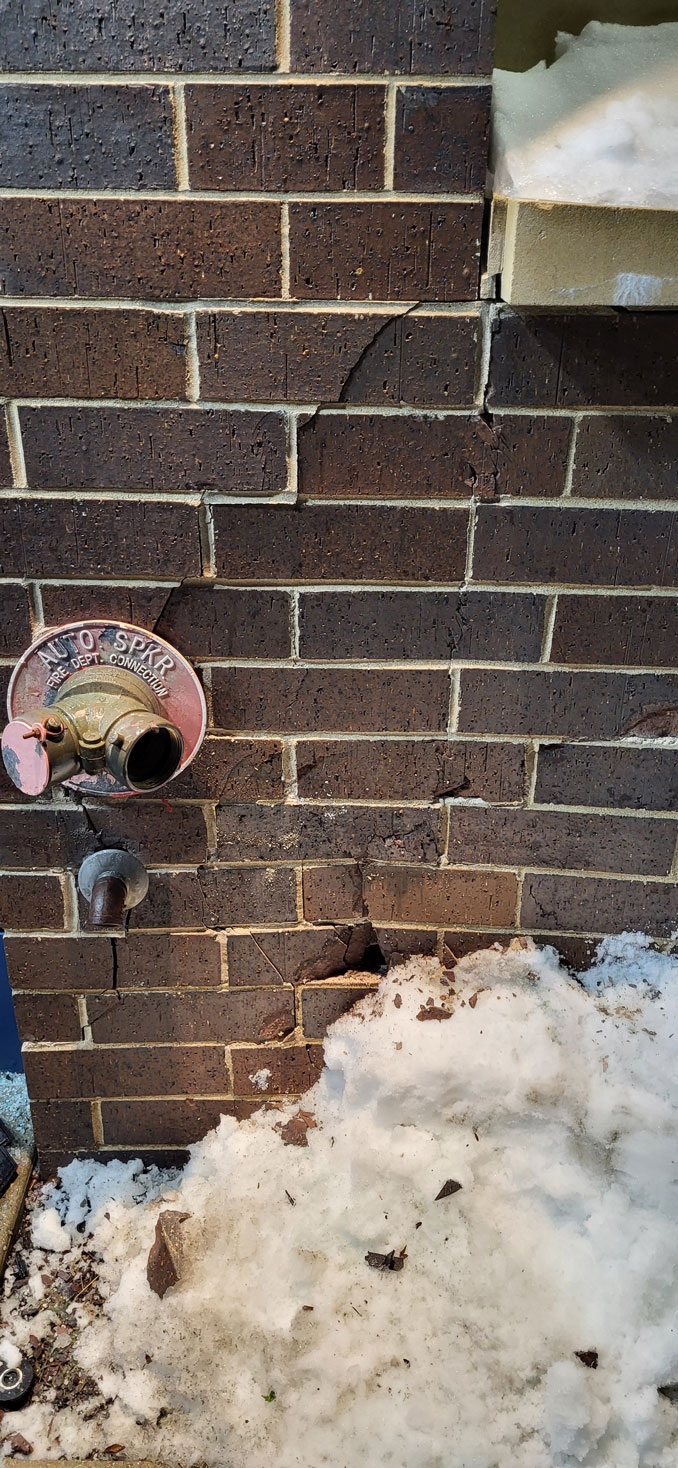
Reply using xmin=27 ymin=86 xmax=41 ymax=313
xmin=299 ymin=591 xmax=544 ymax=660
xmin=197 ymin=866 xmax=298 ymax=926
xmin=301 ymin=980 xmax=378 ymax=1038
xmin=521 ymin=874 xmax=678 ymax=936
xmin=0 ymin=583 xmax=32 ymax=656
xmin=0 ymin=308 xmax=187 ymax=400
xmin=0 ymin=199 xmax=281 ymax=300
xmin=40 ymin=583 xmax=173 ymax=628
xmin=101 ymin=1099 xmax=251 ymax=1148
xmin=227 ymin=924 xmax=370 ymax=986
xmin=394 ymin=86 xmax=490 ymax=192
xmin=488 ymin=311 xmax=678 ymax=409
xmin=303 ymin=863 xmax=364 ymax=921
xmin=296 ymin=738 xmax=526 ymax=802
xmin=169 ymin=738 xmax=284 ymax=801
xmin=0 ymin=84 xmax=175 ymax=188
xmin=187 ymin=83 xmax=385 ymax=190
xmin=0 ymin=875 xmax=64 ymax=931
xmin=216 ymin=803 xmax=443 ymax=863
xmin=212 ymin=667 xmax=449 ymax=733
xmin=197 ymin=311 xmax=480 ymax=408
xmin=211 ymin=503 xmax=469 ymax=583
xmin=13 ymin=992 xmax=81 ymax=1043
xmin=5 ymin=933 xmax=222 ymax=991
xmin=473 ymin=506 xmax=678 ymax=589
xmin=446 ymin=806 xmax=676 ymax=877
xmin=458 ymin=669 xmax=678 ymax=739
xmin=0 ymin=499 xmax=201 ymax=579
xmin=0 ymin=0 xmax=276 ymax=72
xmin=21 ymin=406 xmax=287 ymax=495
xmin=88 ymin=988 xmax=295 ymax=1045
xmin=30 ymin=1099 xmax=94 ymax=1151
xmin=154 ymin=585 xmax=291 ymax=660
xmin=231 ymin=1043 xmax=324 ymax=1096
xmin=290 ymin=0 xmax=495 ymax=74
xmin=550 ymin=595 xmax=678 ymax=667
xmin=363 ymin=863 xmax=518 ymax=925
xmin=535 ymin=744 xmax=678 ymax=813
xmin=572 ymin=417 xmax=678 ymax=500
xmin=289 ymin=203 xmax=483 ymax=301
xmin=23 ymin=1044 xmax=229 ymax=1101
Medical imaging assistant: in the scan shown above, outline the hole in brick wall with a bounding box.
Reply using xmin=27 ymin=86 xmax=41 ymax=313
xmin=360 ymin=942 xmax=388 ymax=975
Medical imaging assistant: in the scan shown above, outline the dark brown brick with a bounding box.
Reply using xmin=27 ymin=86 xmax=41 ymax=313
xmin=290 ymin=0 xmax=495 ymax=74
xmin=394 ymin=86 xmax=490 ymax=192
xmin=299 ymin=590 xmax=544 ymax=660
xmin=116 ymin=872 xmax=206 ymax=931
xmin=154 ymin=585 xmax=291 ymax=660
xmin=442 ymin=929 xmax=515 ymax=964
xmin=363 ymin=863 xmax=518 ymax=925
xmin=489 ymin=415 xmax=572 ymax=496
xmin=296 ymin=738 xmax=526 ymax=802
xmin=0 ymin=874 xmax=64 ymax=931
xmin=0 ymin=808 xmax=83 ymax=869
xmin=198 ymin=311 xmax=480 ymax=408
xmin=187 ymin=83 xmax=385 ymax=190
xmin=289 ymin=203 xmax=483 ymax=301
xmin=40 ymin=583 xmax=173 ymax=628
xmin=82 ymin=803 xmax=209 ymax=866
xmin=88 ymin=987 xmax=294 ymax=1044
xmin=37 ymin=1146 xmax=193 ymax=1176
xmin=0 ymin=415 xmax=11 ymax=483
xmin=231 ymin=1043 xmax=324 ymax=1096
xmin=30 ymin=1099 xmax=94 ymax=1151
xmin=301 ymin=980 xmax=378 ymax=1038
xmin=0 ymin=0 xmax=276 ymax=72
xmin=488 ymin=311 xmax=678 ymax=409
xmin=169 ymin=738 xmax=284 ymax=801
xmin=474 ymin=506 xmax=678 ymax=590
xmin=551 ymin=595 xmax=678 ymax=667
xmin=0 ymin=499 xmax=201 ymax=579
xmin=211 ymin=503 xmax=469 ymax=583
xmin=535 ymin=744 xmax=678 ymax=813
xmin=216 ymin=803 xmax=443 ymax=863
xmin=197 ymin=866 xmax=298 ymax=926
xmin=23 ymin=1044 xmax=228 ymax=1100
xmin=521 ymin=874 xmax=678 ymax=936
xmin=0 ymin=84 xmax=174 ymax=188
xmin=303 ymin=863 xmax=364 ymax=921
xmin=447 ymin=806 xmax=676 ymax=877
xmin=0 ymin=199 xmax=281 ymax=300
xmin=101 ymin=1098 xmax=247 ymax=1148
xmin=21 ymin=406 xmax=287 ymax=495
xmin=13 ymin=992 xmax=81 ymax=1043
xmin=212 ymin=667 xmax=449 ymax=733
xmin=0 ymin=583 xmax=32 ymax=656
xmin=0 ymin=308 xmax=187 ymax=400
xmin=572 ymin=417 xmax=678 ymax=501
xmin=227 ymin=924 xmax=369 ymax=986
xmin=5 ymin=933 xmax=222 ymax=991
xmin=459 ymin=669 xmax=678 ymax=739
xmin=377 ymin=927 xmax=438 ymax=960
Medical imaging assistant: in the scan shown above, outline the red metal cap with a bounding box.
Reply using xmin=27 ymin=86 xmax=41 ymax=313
xmin=1 ymin=719 xmax=51 ymax=795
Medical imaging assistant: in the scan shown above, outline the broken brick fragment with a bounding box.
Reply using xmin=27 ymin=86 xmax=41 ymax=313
xmin=146 ymin=1210 xmax=190 ymax=1299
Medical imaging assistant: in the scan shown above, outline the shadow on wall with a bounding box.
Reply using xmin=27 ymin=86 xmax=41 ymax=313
xmin=495 ymin=0 xmax=678 ymax=69
xmin=0 ymin=936 xmax=22 ymax=1072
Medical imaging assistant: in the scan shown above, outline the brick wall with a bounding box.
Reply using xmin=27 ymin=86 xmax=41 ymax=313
xmin=1 ymin=0 xmax=676 ymax=1174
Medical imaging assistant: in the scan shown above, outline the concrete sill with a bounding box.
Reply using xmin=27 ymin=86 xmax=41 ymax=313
xmin=486 ymin=196 xmax=678 ymax=307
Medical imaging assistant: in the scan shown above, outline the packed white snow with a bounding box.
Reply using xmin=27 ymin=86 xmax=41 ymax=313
xmin=3 ymin=935 xmax=678 ymax=1466
xmin=492 ymin=22 xmax=678 ymax=208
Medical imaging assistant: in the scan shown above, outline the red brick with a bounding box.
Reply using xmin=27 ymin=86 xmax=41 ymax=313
xmin=101 ymin=1099 xmax=248 ymax=1148
xmin=88 ymin=988 xmax=295 ymax=1044
xmin=290 ymin=0 xmax=495 ymax=75
xmin=473 ymin=506 xmax=678 ymax=589
xmin=227 ymin=924 xmax=369 ymax=986
xmin=0 ymin=875 xmax=64 ymax=931
xmin=550 ymin=596 xmax=678 ymax=667
xmin=40 ymin=583 xmax=173 ymax=629
xmin=197 ymin=867 xmax=298 ymax=927
xmin=0 ymin=199 xmax=281 ymax=300
xmin=534 ymin=745 xmax=678 ymax=812
xmin=216 ymin=803 xmax=443 ymax=863
xmin=394 ymin=86 xmax=491 ymax=192
xmin=296 ymin=738 xmax=526 ymax=802
xmin=303 ymin=863 xmax=364 ymax=921
xmin=23 ymin=1044 xmax=229 ymax=1100
xmin=447 ymin=806 xmax=675 ymax=877
xmin=198 ymin=312 xmax=480 ymax=407
xmin=5 ymin=934 xmax=222 ymax=992
xmin=186 ymin=84 xmax=385 ymax=190
xmin=231 ymin=1043 xmax=324 ymax=1096
xmin=0 ymin=84 xmax=175 ymax=188
xmin=21 ymin=407 xmax=287 ymax=495
xmin=458 ymin=669 xmax=678 ymax=738
xmin=212 ymin=667 xmax=449 ymax=733
xmin=169 ymin=738 xmax=284 ymax=801
xmin=154 ymin=585 xmax=291 ymax=659
xmin=211 ymin=503 xmax=469 ymax=583
xmin=301 ymin=981 xmax=378 ymax=1038
xmin=363 ymin=864 xmax=518 ymax=925
xmin=13 ymin=993 xmax=81 ymax=1043
xmin=0 ymin=499 xmax=201 ymax=579
xmin=0 ymin=583 xmax=32 ymax=655
xmin=298 ymin=591 xmax=544 ymax=660
xmin=488 ymin=311 xmax=678 ymax=409
xmin=572 ymin=416 xmax=678 ymax=500
xmin=521 ymin=874 xmax=678 ymax=936
xmin=0 ymin=0 xmax=276 ymax=71
xmin=30 ymin=1100 xmax=94 ymax=1151
xmin=289 ymin=203 xmax=483 ymax=301
xmin=0 ymin=308 xmax=187 ymax=400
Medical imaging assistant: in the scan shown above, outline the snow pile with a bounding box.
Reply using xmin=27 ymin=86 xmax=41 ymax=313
xmin=492 ymin=22 xmax=678 ymax=207
xmin=4 ymin=936 xmax=678 ymax=1466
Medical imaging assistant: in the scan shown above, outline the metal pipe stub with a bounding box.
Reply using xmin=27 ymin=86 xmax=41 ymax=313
xmin=78 ymin=850 xmax=150 ymax=931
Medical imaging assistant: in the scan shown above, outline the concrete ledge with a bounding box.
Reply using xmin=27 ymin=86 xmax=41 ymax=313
xmin=0 ymin=1150 xmax=34 ymax=1281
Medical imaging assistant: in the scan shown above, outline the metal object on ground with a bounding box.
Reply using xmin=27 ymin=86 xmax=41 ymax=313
xmin=2 ymin=621 xmax=206 ymax=797
xmin=0 ymin=1356 xmax=35 ymax=1409
xmin=78 ymin=850 xmax=149 ymax=931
